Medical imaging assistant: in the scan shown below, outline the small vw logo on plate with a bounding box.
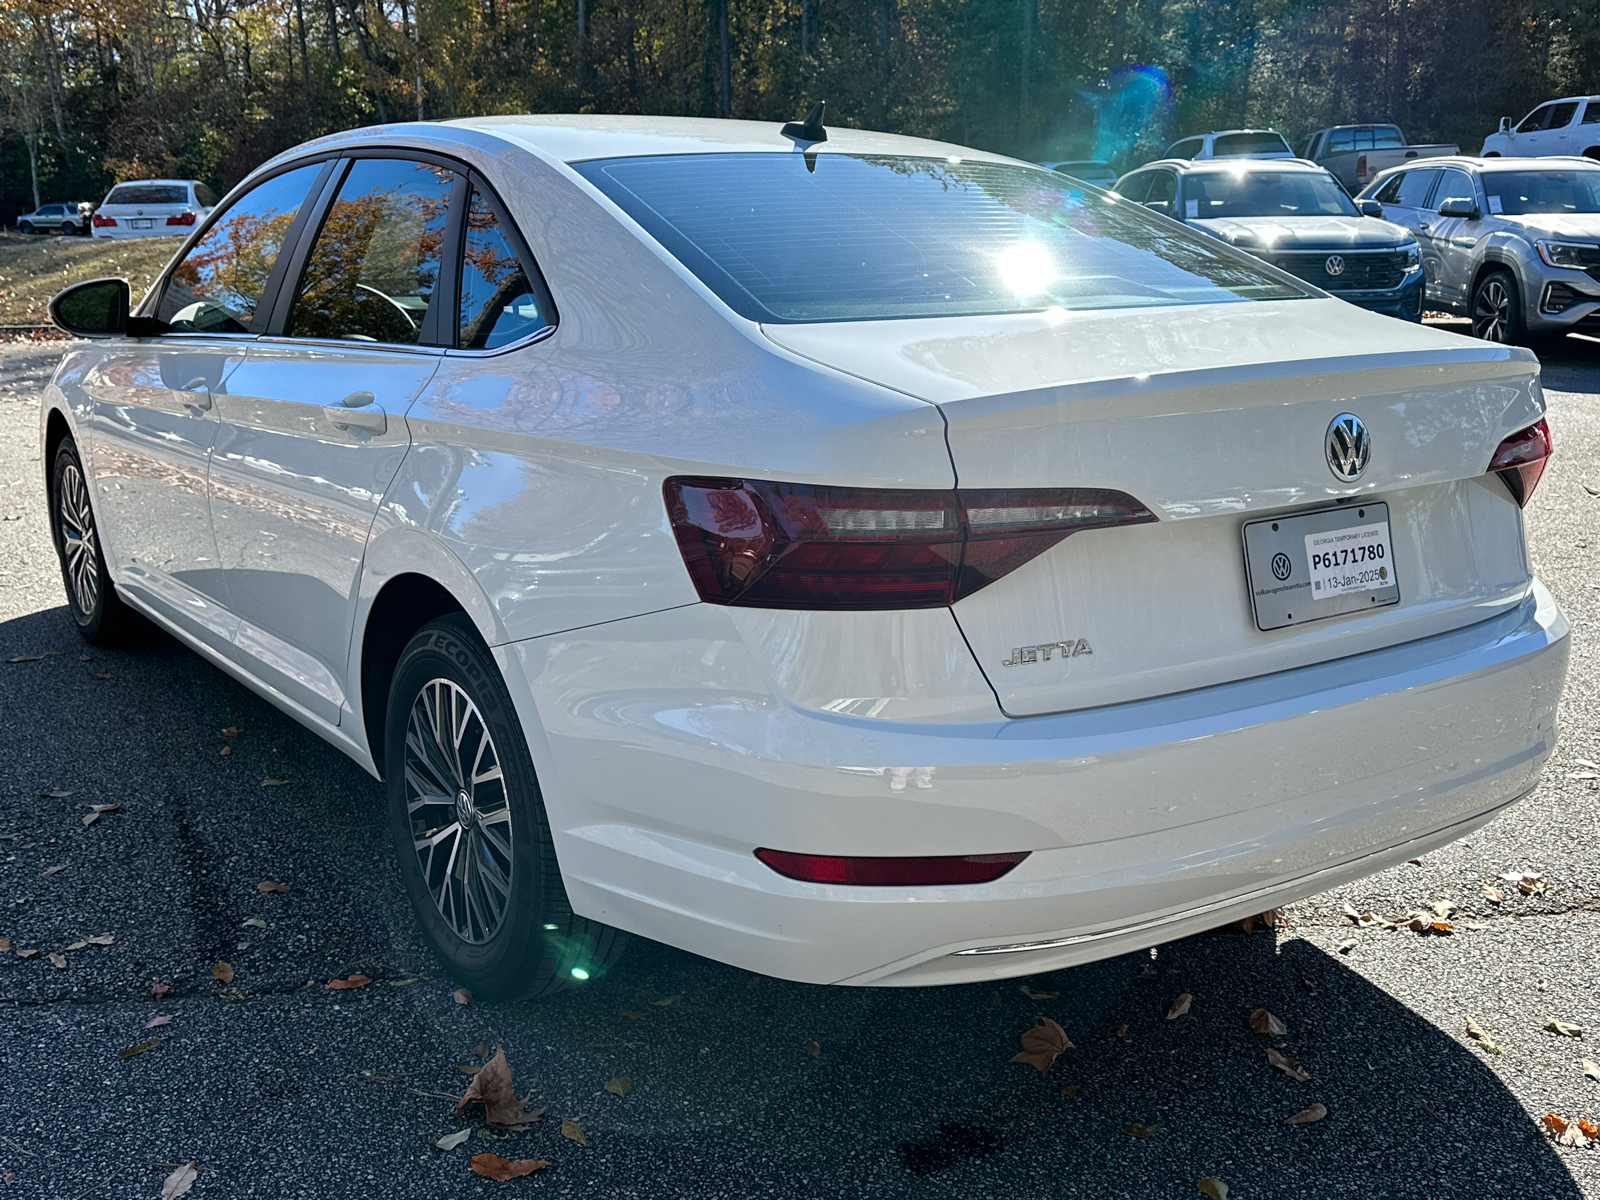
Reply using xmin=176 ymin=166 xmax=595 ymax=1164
xmin=1326 ymin=413 xmax=1372 ymax=482
xmin=1325 ymin=254 xmax=1346 ymax=276
xmin=1271 ymin=552 xmax=1293 ymax=581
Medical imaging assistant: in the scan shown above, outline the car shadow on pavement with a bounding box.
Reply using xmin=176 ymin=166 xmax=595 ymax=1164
xmin=0 ymin=602 xmax=1585 ymax=1198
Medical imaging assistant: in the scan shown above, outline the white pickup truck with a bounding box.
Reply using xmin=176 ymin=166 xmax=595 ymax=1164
xmin=1480 ymin=96 xmax=1600 ymax=159
xmin=1299 ymin=125 xmax=1458 ymax=193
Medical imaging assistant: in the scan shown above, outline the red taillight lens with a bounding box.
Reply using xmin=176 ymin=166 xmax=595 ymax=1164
xmin=755 ymin=848 xmax=1029 ymax=886
xmin=663 ymin=477 xmax=1156 ymax=609
xmin=1488 ymin=417 xmax=1552 ymax=507
xmin=1356 ymin=153 xmax=1367 ymax=177
xmin=91 ymin=214 xmax=115 ymax=228
xmin=166 ymin=211 xmax=196 ymax=226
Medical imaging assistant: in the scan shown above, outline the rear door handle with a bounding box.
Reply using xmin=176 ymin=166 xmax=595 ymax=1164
xmin=326 ymin=406 xmax=387 ymax=434
xmin=180 ymin=376 xmax=212 ymax=410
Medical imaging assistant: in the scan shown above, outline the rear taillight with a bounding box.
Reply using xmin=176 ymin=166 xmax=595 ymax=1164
xmin=91 ymin=214 xmax=115 ymax=228
xmin=1356 ymin=153 xmax=1367 ymax=178
xmin=754 ymin=848 xmax=1029 ymax=886
xmin=663 ymin=477 xmax=1156 ymax=610
xmin=1488 ymin=418 xmax=1552 ymax=507
xmin=166 ymin=211 xmax=197 ymax=226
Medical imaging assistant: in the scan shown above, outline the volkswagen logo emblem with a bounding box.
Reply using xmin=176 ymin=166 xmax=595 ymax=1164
xmin=1271 ymin=552 xmax=1293 ymax=581
xmin=1326 ymin=413 xmax=1371 ymax=482
xmin=1325 ymin=254 xmax=1346 ymax=276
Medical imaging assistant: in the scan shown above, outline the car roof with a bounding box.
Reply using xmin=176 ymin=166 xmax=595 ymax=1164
xmin=1368 ymin=154 xmax=1600 ymax=179
xmin=1130 ymin=157 xmax=1328 ymax=175
xmin=106 ymin=178 xmax=199 ymax=187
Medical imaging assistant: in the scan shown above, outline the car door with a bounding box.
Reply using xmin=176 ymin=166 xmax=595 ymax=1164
xmin=1519 ymin=101 xmax=1579 ymax=156
xmin=84 ymin=160 xmax=329 ymax=656
xmin=1419 ymin=167 xmax=1483 ymax=309
xmin=209 ymin=155 xmax=457 ymax=725
xmin=1377 ymin=166 xmax=1440 ymax=248
xmin=1144 ymin=169 xmax=1179 ymax=218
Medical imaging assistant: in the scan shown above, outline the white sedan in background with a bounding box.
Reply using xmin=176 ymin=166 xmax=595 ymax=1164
xmin=42 ymin=115 xmax=1568 ymax=999
xmin=90 ymin=179 xmax=218 ymax=238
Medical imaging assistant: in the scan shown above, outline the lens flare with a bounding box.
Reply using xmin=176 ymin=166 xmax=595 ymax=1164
xmin=570 ymin=967 xmax=590 ymax=980
xmin=996 ymin=242 xmax=1056 ymax=296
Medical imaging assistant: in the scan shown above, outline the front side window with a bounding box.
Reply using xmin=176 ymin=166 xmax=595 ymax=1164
xmin=1373 ymin=126 xmax=1405 ymax=148
xmin=1114 ymin=172 xmax=1152 ymax=201
xmin=155 ymin=162 xmax=324 ymax=334
xmin=287 ymin=158 xmax=456 ymax=345
xmin=1326 ymin=130 xmax=1355 ymax=154
xmin=1374 ymin=172 xmax=1406 ymax=203
xmin=578 ymin=153 xmax=1305 ymax=323
xmin=458 ymin=186 xmax=547 ymax=349
xmin=1518 ymin=105 xmax=1553 ymax=134
xmin=1432 ymin=169 xmax=1477 ymax=210
xmin=1483 ymin=169 xmax=1600 ymax=215
xmin=1185 ymin=170 xmax=1358 ymax=219
xmin=1146 ymin=172 xmax=1178 ymax=207
xmin=1394 ymin=168 xmax=1441 ymax=208
xmin=1211 ymin=133 xmax=1292 ymax=157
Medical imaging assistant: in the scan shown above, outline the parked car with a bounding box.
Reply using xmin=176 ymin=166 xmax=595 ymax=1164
xmin=1038 ymin=160 xmax=1117 ymax=186
xmin=1162 ymin=129 xmax=1295 ymax=160
xmin=90 ymin=179 xmax=218 ymax=239
xmin=1115 ymin=158 xmax=1425 ymax=320
xmin=1481 ymin=96 xmax=1600 ymax=159
xmin=42 ymin=115 xmax=1566 ymax=999
xmin=1298 ymin=125 xmax=1458 ymax=193
xmin=16 ymin=201 xmax=92 ymax=236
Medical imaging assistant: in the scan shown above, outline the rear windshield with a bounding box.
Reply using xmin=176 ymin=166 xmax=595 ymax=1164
xmin=1482 ymin=169 xmax=1600 ymax=215
xmin=1211 ymin=133 xmax=1292 ymax=157
xmin=105 ymin=184 xmax=188 ymax=206
xmin=1187 ymin=170 xmax=1359 ymax=219
xmin=577 ymin=153 xmax=1305 ymax=323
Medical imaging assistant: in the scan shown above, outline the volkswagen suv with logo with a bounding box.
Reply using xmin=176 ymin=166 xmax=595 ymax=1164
xmin=40 ymin=114 xmax=1566 ymax=998
xmin=1115 ymin=157 xmax=1424 ymax=320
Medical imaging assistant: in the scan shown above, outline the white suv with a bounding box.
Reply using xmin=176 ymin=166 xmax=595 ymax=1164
xmin=1162 ymin=129 xmax=1295 ymax=160
xmin=1481 ymin=96 xmax=1600 ymax=159
xmin=90 ymin=179 xmax=219 ymax=239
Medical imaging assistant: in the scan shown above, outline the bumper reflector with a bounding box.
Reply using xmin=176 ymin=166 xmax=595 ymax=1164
xmin=754 ymin=848 xmax=1029 ymax=886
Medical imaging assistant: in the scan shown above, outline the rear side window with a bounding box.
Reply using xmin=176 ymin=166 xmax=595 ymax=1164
xmin=1394 ymin=168 xmax=1441 ymax=208
xmin=1584 ymin=101 xmax=1600 ymax=125
xmin=195 ymin=183 xmax=220 ymax=207
xmin=156 ymin=163 xmax=324 ymax=334
xmin=287 ymin=158 xmax=456 ymax=345
xmin=578 ymin=153 xmax=1305 ymax=323
xmin=457 ymin=186 xmax=547 ymax=349
xmin=1548 ymin=102 xmax=1580 ymax=129
xmin=1212 ymin=133 xmax=1292 ymax=156
xmin=105 ymin=184 xmax=188 ymax=205
xmin=1166 ymin=138 xmax=1202 ymax=160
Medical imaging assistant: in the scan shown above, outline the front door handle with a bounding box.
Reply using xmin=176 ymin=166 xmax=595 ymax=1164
xmin=180 ymin=376 xmax=213 ymax=410
xmin=338 ymin=390 xmax=377 ymax=408
xmin=326 ymin=406 xmax=387 ymax=434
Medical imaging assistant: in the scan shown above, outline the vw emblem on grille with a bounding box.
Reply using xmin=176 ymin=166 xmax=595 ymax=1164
xmin=1326 ymin=413 xmax=1371 ymax=482
xmin=1271 ymin=552 xmax=1293 ymax=581
xmin=1325 ymin=254 xmax=1346 ymax=276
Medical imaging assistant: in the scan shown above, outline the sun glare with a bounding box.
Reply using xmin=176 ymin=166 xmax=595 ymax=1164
xmin=996 ymin=242 xmax=1057 ymax=296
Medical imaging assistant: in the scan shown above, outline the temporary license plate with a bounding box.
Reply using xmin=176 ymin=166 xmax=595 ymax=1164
xmin=1242 ymin=502 xmax=1400 ymax=631
xmin=131 ymin=218 xmax=153 ymax=229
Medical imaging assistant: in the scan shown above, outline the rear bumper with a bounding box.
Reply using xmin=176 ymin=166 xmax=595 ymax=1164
xmin=504 ymin=581 xmax=1567 ymax=986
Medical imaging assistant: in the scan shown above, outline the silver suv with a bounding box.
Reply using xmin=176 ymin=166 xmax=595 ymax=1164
xmin=1359 ymin=155 xmax=1600 ymax=342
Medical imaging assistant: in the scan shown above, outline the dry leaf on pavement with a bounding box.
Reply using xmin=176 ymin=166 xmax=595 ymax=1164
xmin=1249 ymin=1008 xmax=1288 ymax=1037
xmin=260 ymin=778 xmax=290 ymax=787
xmin=47 ymin=953 xmax=66 ymax=969
xmin=326 ymin=974 xmax=371 ymax=990
xmin=1546 ymin=1019 xmax=1585 ymax=1038
xmin=1123 ymin=1123 xmax=1160 ymax=1138
xmin=66 ymin=940 xmax=88 ymax=951
xmin=1482 ymin=886 xmax=1503 ymax=903
xmin=151 ymin=982 xmax=170 ymax=998
xmin=805 ymin=1041 xmax=820 ymax=1057
xmin=453 ymin=988 xmax=472 ymax=1005
xmin=1010 ymin=1016 xmax=1074 ymax=1074
xmin=454 ymin=1048 xmax=545 ymax=1129
xmin=469 ymin=1153 xmax=549 ymax=1180
xmin=1286 ymin=1103 xmax=1328 ymax=1125
xmin=0 ymin=939 xmax=9 ymax=953
xmin=1019 ymin=985 xmax=1059 ymax=1000
xmin=117 ymin=1036 xmax=161 ymax=1060
xmin=41 ymin=865 xmax=66 ymax=878
xmin=145 ymin=1015 xmax=173 ymax=1029
xmin=1060 ymin=1085 xmax=1079 ymax=1097
xmin=160 ymin=1162 xmax=198 ymax=1199
xmin=256 ymin=880 xmax=290 ymax=893
xmin=652 ymin=994 xmax=684 ymax=1006
xmin=16 ymin=949 xmax=40 ymax=959
xmin=1166 ymin=993 xmax=1193 ymax=1020
xmin=616 ymin=1008 xmax=644 ymax=1019
xmin=1198 ymin=1178 xmax=1229 ymax=1199
xmin=1465 ymin=1016 xmax=1501 ymax=1054
xmin=1582 ymin=1060 xmax=1600 ymax=1083
xmin=561 ymin=1119 xmax=588 ymax=1145
xmin=605 ymin=1076 xmax=631 ymax=1096
xmin=85 ymin=934 xmax=113 ymax=946
xmin=222 ymin=726 xmax=240 ymax=736
xmin=81 ymin=805 xmax=118 ymax=827
xmin=1431 ymin=899 xmax=1456 ymax=918
xmin=1266 ymin=1047 xmax=1310 ymax=1082
xmin=211 ymin=961 xmax=234 ymax=983
xmin=1543 ymin=1112 xmax=1596 ymax=1148
xmin=434 ymin=1129 xmax=472 ymax=1151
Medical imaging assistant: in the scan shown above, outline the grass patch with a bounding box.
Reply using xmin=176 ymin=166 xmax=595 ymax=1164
xmin=0 ymin=233 xmax=178 ymax=325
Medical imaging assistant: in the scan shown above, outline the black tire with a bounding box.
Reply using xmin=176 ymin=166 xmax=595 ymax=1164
xmin=1472 ymin=267 xmax=1526 ymax=344
xmin=384 ymin=614 xmax=626 ymax=1000
xmin=49 ymin=439 xmax=141 ymax=644
xmin=60 ymin=221 xmax=77 ymax=236
xmin=17 ymin=222 xmax=33 ymax=235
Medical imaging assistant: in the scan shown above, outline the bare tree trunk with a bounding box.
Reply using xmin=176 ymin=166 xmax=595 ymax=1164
xmin=719 ymin=0 xmax=730 ymax=117
xmin=877 ymin=0 xmax=894 ymax=120
xmin=25 ymin=120 xmax=41 ymax=210
xmin=800 ymin=0 xmax=811 ymax=60
xmin=576 ymin=0 xmax=587 ymax=95
xmin=324 ymin=0 xmax=343 ymax=64
xmin=1394 ymin=0 xmax=1408 ymax=125
xmin=344 ymin=0 xmax=388 ymax=120
xmin=1112 ymin=0 xmax=1126 ymax=65
xmin=34 ymin=19 xmax=70 ymax=144
xmin=295 ymin=0 xmax=311 ymax=87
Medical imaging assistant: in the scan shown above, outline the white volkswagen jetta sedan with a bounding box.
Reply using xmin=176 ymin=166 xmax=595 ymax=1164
xmin=41 ymin=114 xmax=1568 ymax=999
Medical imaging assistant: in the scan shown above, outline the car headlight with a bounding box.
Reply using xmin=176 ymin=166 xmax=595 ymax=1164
xmin=1536 ymin=240 xmax=1600 ymax=268
xmin=1403 ymin=242 xmax=1421 ymax=270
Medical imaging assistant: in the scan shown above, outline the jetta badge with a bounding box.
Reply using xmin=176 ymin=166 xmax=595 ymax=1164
xmin=1325 ymin=254 xmax=1346 ymax=276
xmin=1002 ymin=639 xmax=1092 ymax=667
xmin=1326 ymin=413 xmax=1371 ymax=482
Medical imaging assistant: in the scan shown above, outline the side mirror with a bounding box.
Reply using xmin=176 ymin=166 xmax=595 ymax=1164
xmin=1144 ymin=200 xmax=1172 ymax=216
xmin=49 ymin=277 xmax=128 ymax=338
xmin=1438 ymin=198 xmax=1479 ymax=219
xmin=1499 ymin=117 xmax=1512 ymax=135
xmin=1358 ymin=199 xmax=1385 ymax=217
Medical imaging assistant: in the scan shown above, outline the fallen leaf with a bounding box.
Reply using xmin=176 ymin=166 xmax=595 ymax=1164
xmin=988 ymin=990 xmax=1002 ymax=1007
xmin=435 ymin=1129 xmax=472 ymax=1151
xmin=453 ymin=988 xmax=472 ymax=1005
xmin=1544 ymin=1112 xmax=1595 ymax=1147
xmin=40 ymin=788 xmax=72 ymax=797
xmin=1198 ymin=1179 xmax=1229 ymax=1200
xmin=1431 ymin=899 xmax=1457 ymax=918
xmin=1583 ymin=1060 xmax=1600 ymax=1083
xmin=1107 ymin=1023 xmax=1129 ymax=1038
xmin=17 ymin=949 xmax=39 ymax=959
xmin=561 ymin=1119 xmax=588 ymax=1146
xmin=747 ymin=974 xmax=761 ymax=988
xmin=152 ymin=982 xmax=170 ymax=998
xmin=1286 ymin=1103 xmax=1328 ymax=1125
xmin=6 ymin=655 xmax=42 ymax=663
xmin=1238 ymin=915 xmax=1255 ymax=934
xmin=1465 ymin=1016 xmax=1501 ymax=1055
xmin=67 ymin=940 xmax=88 ymax=951
xmin=1301 ymin=978 xmax=1318 ymax=994
xmin=469 ymin=1153 xmax=549 ymax=1180
xmin=1060 ymin=1085 xmax=1080 ymax=1097
xmin=222 ymin=726 xmax=240 ymax=736
xmin=1249 ymin=1008 xmax=1289 ymax=1037
xmin=41 ymin=865 xmax=66 ymax=877
xmin=805 ymin=1040 xmax=820 ymax=1057
xmin=1583 ymin=1118 xmax=1600 ymax=1139
xmin=1019 ymin=984 xmax=1060 ymax=1000
xmin=652 ymin=994 xmax=684 ymax=1006
xmin=256 ymin=880 xmax=290 ymax=894
xmin=160 ymin=1161 xmax=198 ymax=1199
xmin=455 ymin=1048 xmax=545 ymax=1129
xmin=94 ymin=673 xmax=112 ymax=680
xmin=616 ymin=1008 xmax=644 ymax=1019
xmin=242 ymin=917 xmax=267 ymax=929
xmin=1260 ymin=908 xmax=1282 ymax=927
xmin=1123 ymin=1122 xmax=1160 ymax=1138
xmin=1483 ymin=886 xmax=1504 ymax=903
xmin=473 ymin=1044 xmax=494 ymax=1057
xmin=48 ymin=952 xmax=66 ymax=969
xmin=0 ymin=938 xmax=8 ymax=952
xmin=1166 ymin=993 xmax=1193 ymax=1020
xmin=211 ymin=961 xmax=234 ymax=983
xmin=1546 ymin=1019 xmax=1585 ymax=1038
xmin=117 ymin=1036 xmax=161 ymax=1060
xmin=458 ymin=1064 xmax=485 ymax=1075
xmin=1408 ymin=857 xmax=1423 ymax=866
xmin=260 ymin=778 xmax=290 ymax=787
xmin=1010 ymin=1016 xmax=1073 ymax=1074
xmin=1267 ymin=1047 xmax=1311 ymax=1082
xmin=605 ymin=1076 xmax=631 ymax=1096
xmin=326 ymin=974 xmax=371 ymax=990
xmin=85 ymin=934 xmax=113 ymax=946
xmin=145 ymin=1014 xmax=173 ymax=1029
xmin=219 ymin=746 xmax=231 ymax=756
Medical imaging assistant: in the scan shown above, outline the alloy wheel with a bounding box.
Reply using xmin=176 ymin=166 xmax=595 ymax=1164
xmin=403 ymin=677 xmax=514 ymax=944
xmin=1474 ymin=278 xmax=1511 ymax=342
xmin=57 ymin=460 xmax=101 ymax=617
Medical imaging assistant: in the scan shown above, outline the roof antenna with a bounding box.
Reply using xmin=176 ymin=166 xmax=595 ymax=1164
xmin=782 ymin=101 xmax=828 ymax=145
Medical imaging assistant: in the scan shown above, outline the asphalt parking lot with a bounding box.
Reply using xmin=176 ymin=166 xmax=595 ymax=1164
xmin=2 ymin=329 xmax=1599 ymax=1200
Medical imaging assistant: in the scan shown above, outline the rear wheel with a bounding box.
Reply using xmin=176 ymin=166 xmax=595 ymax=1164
xmin=50 ymin=439 xmax=140 ymax=644
xmin=384 ymin=614 xmax=626 ymax=1000
xmin=17 ymin=221 xmax=33 ymax=235
xmin=60 ymin=220 xmax=77 ymax=236
xmin=1472 ymin=268 xmax=1525 ymax=344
